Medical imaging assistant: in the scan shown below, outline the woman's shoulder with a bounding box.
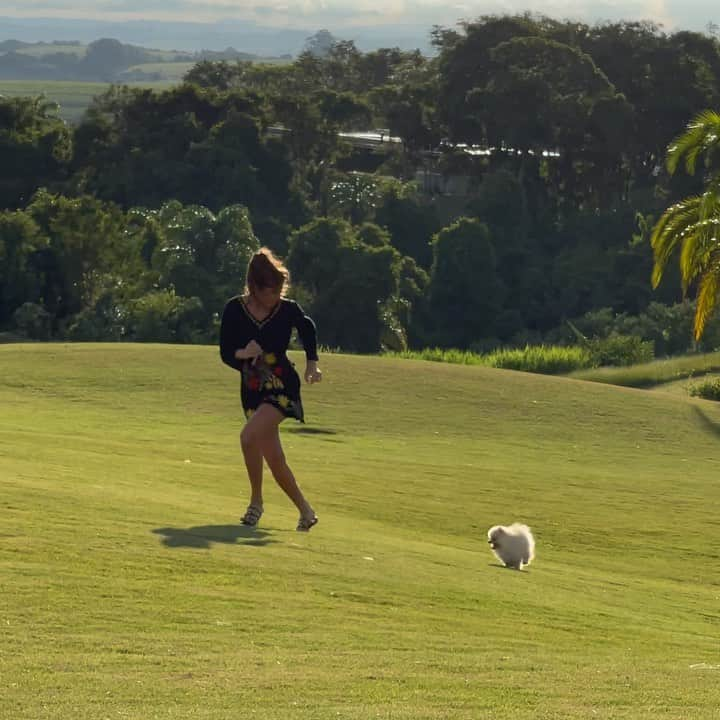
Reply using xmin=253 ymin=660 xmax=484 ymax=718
xmin=223 ymin=295 xmax=246 ymax=313
xmin=280 ymin=298 xmax=314 ymax=322
xmin=280 ymin=297 xmax=301 ymax=313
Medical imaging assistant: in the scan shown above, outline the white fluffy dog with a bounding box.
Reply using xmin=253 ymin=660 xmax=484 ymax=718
xmin=487 ymin=523 xmax=535 ymax=569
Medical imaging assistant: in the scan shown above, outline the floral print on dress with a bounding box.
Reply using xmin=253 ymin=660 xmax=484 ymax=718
xmin=240 ymin=351 xmax=304 ymax=422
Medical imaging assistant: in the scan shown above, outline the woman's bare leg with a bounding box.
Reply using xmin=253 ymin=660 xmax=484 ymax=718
xmin=262 ymin=422 xmax=314 ymax=517
xmin=240 ymin=405 xmax=281 ymax=509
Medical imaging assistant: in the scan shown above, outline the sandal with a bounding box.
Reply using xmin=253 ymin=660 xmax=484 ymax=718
xmin=296 ymin=514 xmax=318 ymax=532
xmin=241 ymin=504 xmax=263 ymax=527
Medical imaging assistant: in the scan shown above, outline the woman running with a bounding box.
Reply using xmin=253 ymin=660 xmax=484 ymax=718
xmin=220 ymin=247 xmax=322 ymax=531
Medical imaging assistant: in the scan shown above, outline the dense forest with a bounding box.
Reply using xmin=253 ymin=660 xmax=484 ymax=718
xmin=3 ymin=14 xmax=720 ymax=356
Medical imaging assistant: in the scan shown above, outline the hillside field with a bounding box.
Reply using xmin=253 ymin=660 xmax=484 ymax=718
xmin=1 ymin=343 xmax=720 ymax=719
xmin=0 ymin=80 xmax=172 ymax=122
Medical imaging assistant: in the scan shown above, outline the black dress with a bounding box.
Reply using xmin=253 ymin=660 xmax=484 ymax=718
xmin=219 ymin=296 xmax=319 ymax=422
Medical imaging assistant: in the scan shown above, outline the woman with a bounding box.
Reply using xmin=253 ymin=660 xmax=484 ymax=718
xmin=219 ymin=247 xmax=322 ymax=531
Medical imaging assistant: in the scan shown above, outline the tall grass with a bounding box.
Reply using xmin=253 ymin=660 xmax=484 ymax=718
xmin=389 ymin=345 xmax=720 ymax=390
xmin=387 ymin=344 xmax=593 ymax=374
xmin=688 ymin=376 xmax=720 ymax=400
xmin=570 ymin=350 xmax=720 ymax=388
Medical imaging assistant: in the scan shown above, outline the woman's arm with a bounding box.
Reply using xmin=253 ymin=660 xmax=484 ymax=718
xmin=290 ymin=301 xmax=322 ymax=383
xmin=219 ymin=300 xmax=247 ymax=372
xmin=290 ymin=301 xmax=319 ymax=362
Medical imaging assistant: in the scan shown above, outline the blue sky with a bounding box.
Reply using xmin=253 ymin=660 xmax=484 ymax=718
xmin=1 ymin=0 xmax=718 ymax=31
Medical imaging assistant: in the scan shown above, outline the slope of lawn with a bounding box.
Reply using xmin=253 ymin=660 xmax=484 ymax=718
xmin=1 ymin=343 xmax=720 ymax=719
xmin=569 ymin=350 xmax=720 ymax=388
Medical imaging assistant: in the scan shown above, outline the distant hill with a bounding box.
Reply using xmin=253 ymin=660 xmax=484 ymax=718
xmin=0 ymin=16 xmax=434 ymax=55
xmin=0 ymin=37 xmax=292 ymax=82
xmin=0 ymin=39 xmax=31 ymax=52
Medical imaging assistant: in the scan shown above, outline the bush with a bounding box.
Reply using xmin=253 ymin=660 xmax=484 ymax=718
xmin=65 ymin=293 xmax=126 ymax=341
xmin=126 ymin=290 xmax=206 ymax=343
xmin=484 ymin=345 xmax=593 ymax=374
xmin=688 ymin=378 xmax=720 ymax=401
xmin=553 ymin=302 xmax=720 ymax=357
xmin=586 ymin=334 xmax=654 ymax=367
xmin=386 ymin=344 xmax=594 ymax=374
xmin=13 ymin=302 xmax=51 ymax=340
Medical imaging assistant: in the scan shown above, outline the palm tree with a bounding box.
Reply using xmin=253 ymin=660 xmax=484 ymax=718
xmin=651 ymin=110 xmax=720 ymax=340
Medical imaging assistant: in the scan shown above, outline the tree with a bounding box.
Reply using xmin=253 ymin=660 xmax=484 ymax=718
xmin=0 ymin=95 xmax=71 ymax=210
xmin=577 ymin=23 xmax=720 ymax=181
xmin=303 ymin=30 xmax=337 ymax=58
xmin=183 ymin=60 xmax=236 ymax=90
xmin=71 ymin=84 xmax=302 ymax=231
xmin=367 ymin=52 xmax=442 ymax=167
xmin=0 ymin=210 xmax=45 ymax=326
xmin=426 ymin=218 xmax=505 ymax=347
xmin=373 ymin=179 xmax=441 ymax=268
xmin=184 ymin=60 xmax=297 ymax=96
xmin=286 ymin=217 xmax=402 ymax=351
xmin=23 ymin=190 xmax=138 ymax=327
xmin=79 ymin=38 xmax=150 ymax=81
xmin=358 ymin=48 xmax=426 ymax=90
xmin=434 ymin=14 xmax=542 ymax=143
xmin=327 ymin=171 xmax=384 ymax=225
xmin=149 ymin=201 xmax=259 ymax=325
xmin=650 ymin=110 xmax=720 ymax=340
xmin=272 ymin=90 xmax=370 ymax=211
xmin=468 ymin=35 xmax=632 ymax=208
xmin=126 ymin=289 xmax=206 ymax=343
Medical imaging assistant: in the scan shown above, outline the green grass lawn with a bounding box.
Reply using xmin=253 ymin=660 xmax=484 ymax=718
xmin=2 ymin=343 xmax=720 ymax=718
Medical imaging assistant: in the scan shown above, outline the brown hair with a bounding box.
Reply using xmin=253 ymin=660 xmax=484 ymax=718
xmin=244 ymin=247 xmax=290 ymax=297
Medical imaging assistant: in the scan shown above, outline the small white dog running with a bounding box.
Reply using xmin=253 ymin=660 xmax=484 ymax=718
xmin=487 ymin=523 xmax=535 ymax=570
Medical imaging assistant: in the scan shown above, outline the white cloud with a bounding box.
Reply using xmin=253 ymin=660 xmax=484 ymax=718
xmin=1 ymin=0 xmax=716 ymax=29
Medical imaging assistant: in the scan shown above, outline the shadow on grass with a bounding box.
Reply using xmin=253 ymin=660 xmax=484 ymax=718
xmin=286 ymin=426 xmax=341 ymax=441
xmin=286 ymin=426 xmax=337 ymax=435
xmin=153 ymin=524 xmax=275 ymax=549
xmin=691 ymin=405 xmax=720 ymax=440
xmin=488 ymin=562 xmax=531 ymax=573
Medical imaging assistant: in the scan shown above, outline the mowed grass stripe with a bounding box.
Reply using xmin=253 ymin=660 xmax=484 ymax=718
xmin=1 ymin=343 xmax=719 ymax=719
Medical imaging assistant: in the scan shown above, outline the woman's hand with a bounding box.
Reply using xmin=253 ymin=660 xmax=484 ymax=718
xmin=305 ymin=360 xmax=322 ymax=384
xmin=235 ymin=340 xmax=263 ymax=361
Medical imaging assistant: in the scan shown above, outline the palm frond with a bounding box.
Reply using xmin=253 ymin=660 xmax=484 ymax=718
xmin=650 ymin=196 xmax=702 ymax=287
xmin=651 ymin=197 xmax=702 ymax=250
xmin=681 ymin=179 xmax=720 ymax=291
xmin=698 ymin=177 xmax=720 ymax=222
xmin=666 ymin=110 xmax=720 ymax=176
xmin=694 ymin=250 xmax=720 ymax=340
xmin=678 ymin=217 xmax=720 ymax=292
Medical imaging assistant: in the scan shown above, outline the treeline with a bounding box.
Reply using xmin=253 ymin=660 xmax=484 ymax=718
xmin=3 ymin=14 xmax=720 ymax=354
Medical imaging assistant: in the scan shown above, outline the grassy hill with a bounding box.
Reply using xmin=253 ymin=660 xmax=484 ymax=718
xmin=2 ymin=343 xmax=720 ymax=718
xmin=14 ymin=42 xmax=87 ymax=58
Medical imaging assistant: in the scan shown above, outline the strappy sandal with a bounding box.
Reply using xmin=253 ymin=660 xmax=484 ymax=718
xmin=241 ymin=504 xmax=263 ymax=527
xmin=296 ymin=514 xmax=318 ymax=532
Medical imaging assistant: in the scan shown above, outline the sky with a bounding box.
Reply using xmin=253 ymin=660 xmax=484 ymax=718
xmin=0 ymin=0 xmax=717 ymax=31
